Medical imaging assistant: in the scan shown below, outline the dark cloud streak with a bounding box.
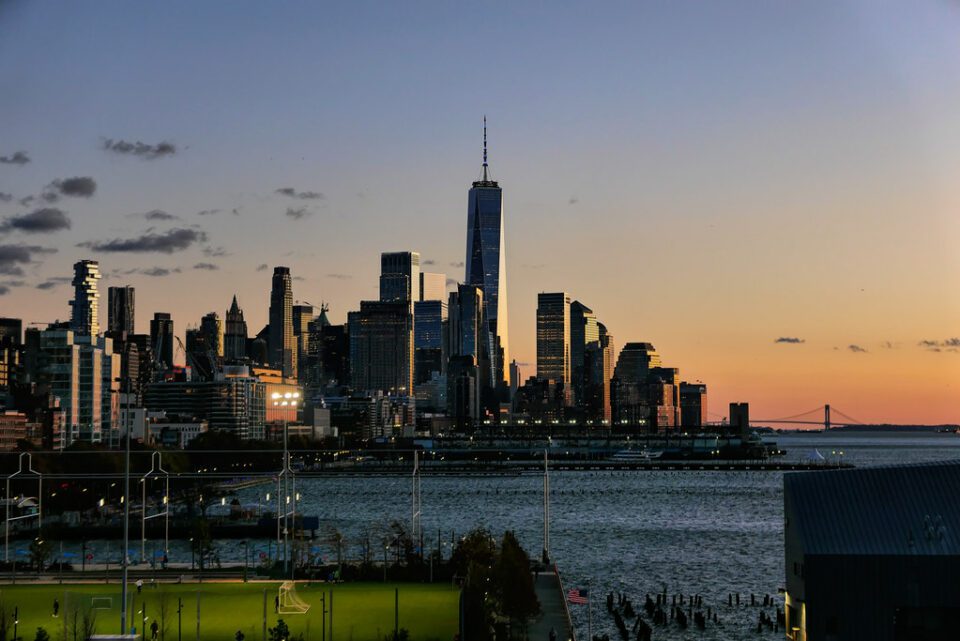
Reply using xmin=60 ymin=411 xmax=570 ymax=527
xmin=0 ymin=151 xmax=29 ymax=165
xmin=1 ymin=208 xmax=71 ymax=234
xmin=276 ymin=187 xmax=324 ymax=200
xmin=79 ymin=228 xmax=207 ymax=254
xmin=102 ymin=139 xmax=176 ymax=159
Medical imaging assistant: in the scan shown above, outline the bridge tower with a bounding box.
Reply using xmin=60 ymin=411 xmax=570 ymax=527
xmin=824 ymin=404 xmax=831 ymax=431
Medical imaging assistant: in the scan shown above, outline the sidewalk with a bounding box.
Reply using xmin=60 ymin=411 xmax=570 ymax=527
xmin=528 ymin=568 xmax=575 ymax=641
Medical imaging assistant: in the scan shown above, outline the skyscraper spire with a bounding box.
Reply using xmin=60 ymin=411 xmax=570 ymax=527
xmin=482 ymin=115 xmax=488 ymax=181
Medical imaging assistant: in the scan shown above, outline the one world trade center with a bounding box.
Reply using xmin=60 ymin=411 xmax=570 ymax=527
xmin=465 ymin=118 xmax=509 ymax=395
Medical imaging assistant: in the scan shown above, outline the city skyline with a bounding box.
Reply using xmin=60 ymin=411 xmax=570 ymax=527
xmin=1 ymin=1 xmax=958 ymax=424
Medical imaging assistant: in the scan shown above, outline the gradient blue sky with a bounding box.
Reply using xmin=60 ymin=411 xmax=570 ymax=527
xmin=1 ymin=0 xmax=958 ymax=423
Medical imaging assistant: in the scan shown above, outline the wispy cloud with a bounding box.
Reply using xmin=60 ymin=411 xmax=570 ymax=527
xmin=326 ymin=273 xmax=351 ymax=280
xmin=36 ymin=276 xmax=71 ymax=290
xmin=102 ymin=139 xmax=176 ymax=159
xmin=0 ymin=193 xmax=13 ymax=202
xmin=203 ymin=246 xmax=229 ymax=257
xmin=193 ymin=262 xmax=218 ymax=271
xmin=848 ymin=344 xmax=868 ymax=353
xmin=123 ymin=267 xmax=182 ymax=277
xmin=919 ymin=338 xmax=960 ymax=353
xmin=422 ymin=259 xmax=436 ymax=266
xmin=141 ymin=209 xmax=178 ymax=221
xmin=0 ymin=151 xmax=29 ymax=165
xmin=79 ymin=228 xmax=207 ymax=254
xmin=568 ymin=196 xmax=579 ymax=205
xmin=276 ymin=187 xmax=324 ymax=200
xmin=256 ymin=264 xmax=268 ymax=272
xmin=774 ymin=337 xmax=805 ymax=344
xmin=1 ymin=208 xmax=71 ymax=234
xmin=449 ymin=261 xmax=464 ymax=268
xmin=196 ymin=209 xmax=221 ymax=216
xmin=285 ymin=207 xmax=311 ymax=220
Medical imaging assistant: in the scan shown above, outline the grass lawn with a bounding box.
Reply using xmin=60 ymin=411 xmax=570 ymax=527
xmin=0 ymin=582 xmax=459 ymax=641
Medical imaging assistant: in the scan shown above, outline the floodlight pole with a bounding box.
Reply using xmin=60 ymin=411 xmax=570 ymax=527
xmin=120 ymin=377 xmax=131 ymax=636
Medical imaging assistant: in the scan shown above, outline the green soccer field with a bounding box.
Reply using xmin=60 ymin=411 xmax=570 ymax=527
xmin=0 ymin=581 xmax=460 ymax=641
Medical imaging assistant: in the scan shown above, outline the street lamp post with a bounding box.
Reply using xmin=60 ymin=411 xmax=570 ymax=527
xmin=119 ymin=376 xmax=131 ymax=636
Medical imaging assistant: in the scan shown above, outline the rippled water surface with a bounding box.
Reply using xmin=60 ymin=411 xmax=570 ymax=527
xmin=72 ymin=432 xmax=960 ymax=640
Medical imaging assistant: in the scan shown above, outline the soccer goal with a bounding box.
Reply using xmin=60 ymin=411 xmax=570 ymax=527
xmin=278 ymin=581 xmax=310 ymax=614
xmin=90 ymin=596 xmax=114 ymax=610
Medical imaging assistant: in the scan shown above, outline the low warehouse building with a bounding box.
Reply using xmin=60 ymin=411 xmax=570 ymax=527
xmin=784 ymin=460 xmax=960 ymax=641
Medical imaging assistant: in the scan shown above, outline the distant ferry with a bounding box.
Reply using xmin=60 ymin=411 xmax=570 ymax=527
xmin=609 ymin=448 xmax=663 ymax=462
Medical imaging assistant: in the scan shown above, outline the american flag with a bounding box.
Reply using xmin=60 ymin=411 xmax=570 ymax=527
xmin=567 ymin=588 xmax=588 ymax=605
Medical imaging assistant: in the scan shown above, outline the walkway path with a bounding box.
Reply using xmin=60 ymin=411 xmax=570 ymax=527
xmin=528 ymin=566 xmax=576 ymax=641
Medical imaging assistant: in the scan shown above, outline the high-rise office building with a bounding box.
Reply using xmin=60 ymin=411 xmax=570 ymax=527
xmin=293 ymin=304 xmax=313 ymax=382
xmin=414 ymin=299 xmax=447 ymax=385
xmin=419 ymin=272 xmax=446 ymax=302
xmin=465 ymin=119 xmax=509 ymax=388
xmin=0 ymin=318 xmax=21 ymax=345
xmin=570 ymin=301 xmax=600 ymax=408
xmin=380 ymin=252 xmax=420 ymax=304
xmin=268 ymin=266 xmax=296 ymax=378
xmin=584 ymin=323 xmax=614 ymax=423
xmin=199 ymin=312 xmax=224 ymax=357
xmin=536 ymin=292 xmax=571 ymax=399
xmin=348 ymin=301 xmax=413 ymax=395
xmin=0 ymin=318 xmax=22 ymax=392
xmin=69 ymin=260 xmax=101 ymax=337
xmin=613 ymin=342 xmax=662 ymax=385
xmin=224 ymin=296 xmax=248 ymax=362
xmin=150 ymin=313 xmax=174 ymax=370
xmin=107 ymin=286 xmax=135 ymax=335
xmin=680 ymin=382 xmax=708 ymax=428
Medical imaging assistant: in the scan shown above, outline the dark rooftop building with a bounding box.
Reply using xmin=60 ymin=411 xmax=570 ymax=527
xmin=784 ymin=461 xmax=960 ymax=641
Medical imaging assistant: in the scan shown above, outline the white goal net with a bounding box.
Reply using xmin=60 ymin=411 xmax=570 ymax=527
xmin=278 ymin=581 xmax=310 ymax=614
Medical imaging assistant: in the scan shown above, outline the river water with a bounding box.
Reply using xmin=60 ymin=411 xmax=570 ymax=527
xmin=58 ymin=432 xmax=960 ymax=640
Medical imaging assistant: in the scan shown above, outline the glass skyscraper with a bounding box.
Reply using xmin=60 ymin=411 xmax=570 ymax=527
xmin=107 ymin=285 xmax=135 ymax=335
xmin=269 ymin=266 xmax=296 ymax=378
xmin=465 ymin=119 xmax=509 ymax=389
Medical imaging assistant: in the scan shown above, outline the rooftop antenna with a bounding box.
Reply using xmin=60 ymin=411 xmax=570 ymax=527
xmin=482 ymin=115 xmax=489 ymax=181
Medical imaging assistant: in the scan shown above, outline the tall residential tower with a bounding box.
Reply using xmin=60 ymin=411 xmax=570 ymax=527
xmin=69 ymin=260 xmax=101 ymax=337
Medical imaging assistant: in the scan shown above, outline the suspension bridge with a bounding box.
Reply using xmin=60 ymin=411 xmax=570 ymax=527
xmin=752 ymin=404 xmax=864 ymax=430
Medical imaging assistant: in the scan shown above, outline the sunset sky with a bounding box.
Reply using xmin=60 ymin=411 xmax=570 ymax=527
xmin=1 ymin=1 xmax=957 ymax=424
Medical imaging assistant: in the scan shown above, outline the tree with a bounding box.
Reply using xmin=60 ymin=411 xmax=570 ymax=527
xmin=267 ymin=619 xmax=288 ymax=641
xmin=451 ymin=529 xmax=499 ymax=641
xmin=158 ymin=593 xmax=171 ymax=641
xmin=450 ymin=529 xmax=497 ymax=578
xmin=191 ymin=518 xmax=213 ymax=572
xmin=0 ymin=602 xmax=8 ymax=641
xmin=81 ymin=608 xmax=97 ymax=641
xmin=29 ymin=537 xmax=52 ymax=572
xmin=34 ymin=628 xmax=50 ymax=641
xmin=494 ymin=531 xmax=540 ymax=635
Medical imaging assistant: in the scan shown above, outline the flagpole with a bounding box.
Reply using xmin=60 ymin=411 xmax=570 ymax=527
xmin=587 ymin=578 xmax=592 ymax=641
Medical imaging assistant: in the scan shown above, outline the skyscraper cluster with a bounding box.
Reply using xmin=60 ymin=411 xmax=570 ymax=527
xmin=0 ymin=122 xmax=709 ymax=447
